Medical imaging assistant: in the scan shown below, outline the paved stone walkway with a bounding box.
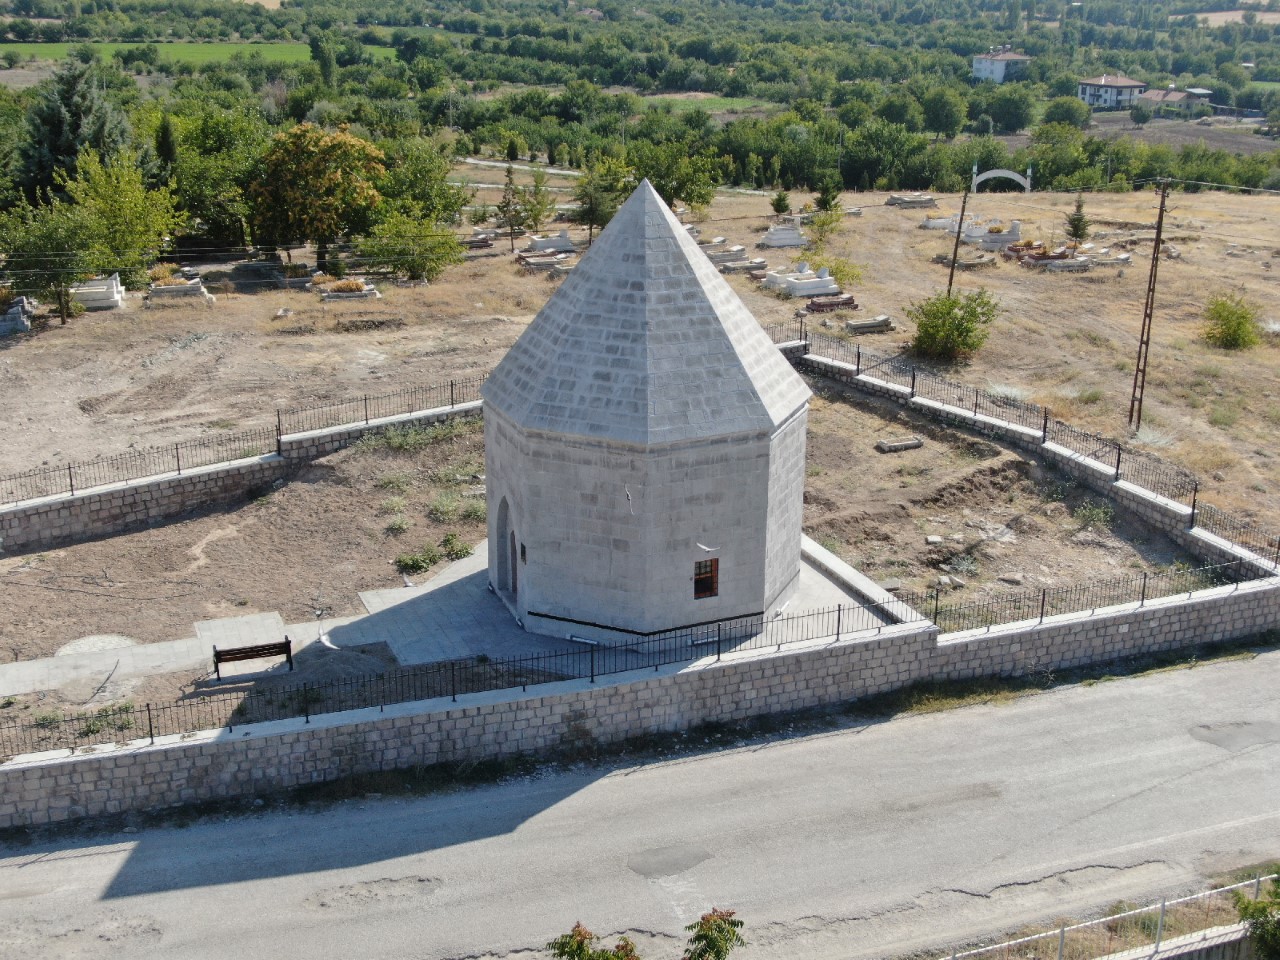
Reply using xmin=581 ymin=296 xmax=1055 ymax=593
xmin=0 ymin=538 xmax=889 ymax=698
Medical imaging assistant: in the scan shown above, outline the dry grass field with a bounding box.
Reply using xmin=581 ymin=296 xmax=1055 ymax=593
xmin=1 ymin=169 xmax=1278 ymax=671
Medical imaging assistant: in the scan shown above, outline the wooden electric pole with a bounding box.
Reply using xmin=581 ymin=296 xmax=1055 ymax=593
xmin=946 ymin=167 xmax=976 ymax=296
xmin=1128 ymin=179 xmax=1169 ymax=432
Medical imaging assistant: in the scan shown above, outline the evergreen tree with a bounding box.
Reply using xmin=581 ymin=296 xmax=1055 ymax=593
xmin=495 ymin=164 xmax=524 ymax=252
xmin=1064 ymin=193 xmax=1090 ymax=242
xmin=154 ymin=114 xmax=178 ymax=185
xmin=17 ymin=58 xmax=130 ymax=203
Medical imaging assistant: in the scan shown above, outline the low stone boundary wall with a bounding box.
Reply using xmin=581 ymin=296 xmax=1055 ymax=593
xmin=795 ymin=353 xmax=1274 ymax=575
xmin=3 ymin=567 xmax=1276 ymax=828
xmin=0 ymin=402 xmax=481 ymax=554
xmin=0 ymin=619 xmax=938 ymax=826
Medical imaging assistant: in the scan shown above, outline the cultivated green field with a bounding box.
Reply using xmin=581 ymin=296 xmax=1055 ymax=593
xmin=642 ymin=94 xmax=773 ymax=115
xmin=0 ymin=41 xmax=396 ymax=64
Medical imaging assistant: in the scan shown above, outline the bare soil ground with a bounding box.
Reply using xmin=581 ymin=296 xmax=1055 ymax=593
xmin=1088 ymin=111 xmax=1275 ymax=155
xmin=1185 ymin=9 xmax=1280 ymax=24
xmin=1 ymin=173 xmax=1277 ymax=673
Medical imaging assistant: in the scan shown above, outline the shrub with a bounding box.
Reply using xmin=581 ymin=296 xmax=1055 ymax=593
xmin=1236 ymin=879 xmax=1280 ymax=960
xmin=428 ymin=494 xmax=459 ymax=522
xmin=151 ymin=274 xmax=189 ymax=287
xmin=378 ymin=496 xmax=407 ymax=515
xmin=384 ymin=515 xmax=410 ymax=534
xmin=909 ymin=289 xmax=1000 ymax=361
xmin=1203 ymin=293 xmax=1260 ymax=350
xmin=1073 ymin=499 xmax=1113 ymax=529
xmin=148 ymin=262 xmax=179 ymax=280
xmin=376 ymin=472 xmax=413 ymax=492
xmin=440 ymin=532 xmax=472 ymax=560
xmin=396 ymin=544 xmax=442 ymax=574
xmin=461 ymin=499 xmax=487 ymax=524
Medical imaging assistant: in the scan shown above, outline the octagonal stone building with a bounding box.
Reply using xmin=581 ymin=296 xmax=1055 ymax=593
xmin=482 ymin=180 xmax=811 ymax=641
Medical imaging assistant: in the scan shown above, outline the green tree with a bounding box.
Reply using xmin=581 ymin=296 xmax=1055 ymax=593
xmin=1064 ymin=194 xmax=1090 ymax=241
xmin=17 ymin=58 xmax=131 ymax=202
xmin=921 ymin=87 xmax=966 ymax=140
xmin=807 ymin=209 xmax=842 ymax=248
xmin=1202 ymin=292 xmax=1261 ymax=349
xmin=627 ymin=141 xmax=718 ymax=210
xmin=248 ymin=123 xmax=385 ymax=270
xmin=1235 ymin=878 xmax=1280 ymax=960
xmin=876 ymin=91 xmax=925 ymax=132
xmin=494 ymin=164 xmax=524 ymax=252
xmin=518 ymin=168 xmax=556 ymax=234
xmin=62 ymin=149 xmax=182 ymax=288
xmin=770 ymin=190 xmax=792 ymax=215
xmin=547 ymin=910 xmax=743 ymax=960
xmin=379 ymin=138 xmax=470 ymax=224
xmin=1130 ymin=103 xmax=1153 ymax=127
xmin=987 ymin=84 xmax=1036 ymax=133
xmin=357 ymin=211 xmax=463 ymax=281
xmin=154 ymin=114 xmax=177 ymax=185
xmin=813 ymin=173 xmax=842 ymax=212
xmin=547 ymin=922 xmax=640 ymax=960
xmin=1042 ymin=96 xmax=1092 ymax=129
xmin=683 ymin=909 xmax=746 ymax=960
xmin=909 ymin=289 xmax=1000 ymax=361
xmin=0 ymin=200 xmax=94 ymax=324
xmin=572 ymin=156 xmax=630 ymax=242
xmin=174 ymin=106 xmax=271 ymax=249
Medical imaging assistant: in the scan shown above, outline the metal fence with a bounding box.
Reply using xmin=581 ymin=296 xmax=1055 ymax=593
xmin=1196 ymin=503 xmax=1280 ymax=562
xmin=900 ymin=559 xmax=1254 ymax=635
xmin=938 ymin=875 xmax=1275 ymax=960
xmin=0 ymin=377 xmax=487 ymax=505
xmin=3 ymin=553 xmax=1271 ymax=756
xmin=0 ymin=426 xmax=280 ymax=504
xmin=794 ymin=329 xmax=1200 ymax=507
xmin=278 ymin=376 xmax=486 ymax=435
xmin=0 ymin=600 xmax=914 ymax=756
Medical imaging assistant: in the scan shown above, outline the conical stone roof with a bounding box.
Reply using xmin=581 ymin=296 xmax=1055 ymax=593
xmin=482 ymin=180 xmax=810 ymax=446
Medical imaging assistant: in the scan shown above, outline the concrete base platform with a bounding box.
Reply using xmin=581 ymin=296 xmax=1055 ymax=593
xmin=0 ymin=538 xmax=899 ymax=697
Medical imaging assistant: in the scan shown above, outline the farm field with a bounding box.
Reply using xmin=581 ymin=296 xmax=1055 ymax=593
xmin=1 ymin=175 xmax=1278 ymax=667
xmin=1182 ymin=8 xmax=1280 ymax=23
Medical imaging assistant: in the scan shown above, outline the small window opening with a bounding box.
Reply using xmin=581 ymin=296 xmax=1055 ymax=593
xmin=520 ymin=543 xmax=527 ymax=563
xmin=694 ymin=558 xmax=719 ymax=599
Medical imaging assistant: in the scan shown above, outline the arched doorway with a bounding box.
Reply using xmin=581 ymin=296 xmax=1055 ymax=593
xmin=496 ymin=497 xmax=512 ymax=596
xmin=509 ymin=530 xmax=518 ymax=599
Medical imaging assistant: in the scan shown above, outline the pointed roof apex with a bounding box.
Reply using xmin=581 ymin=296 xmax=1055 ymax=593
xmin=482 ymin=182 xmax=809 ymax=447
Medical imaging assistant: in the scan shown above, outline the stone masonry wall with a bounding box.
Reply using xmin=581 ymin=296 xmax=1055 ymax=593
xmin=793 ymin=353 xmax=1275 ymax=574
xmin=0 ymin=620 xmax=937 ymax=826
xmin=3 ymin=573 xmax=1278 ymax=828
xmin=0 ymin=402 xmax=481 ymax=555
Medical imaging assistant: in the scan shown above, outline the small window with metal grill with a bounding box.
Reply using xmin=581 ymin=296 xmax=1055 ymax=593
xmin=694 ymin=559 xmax=719 ymax=599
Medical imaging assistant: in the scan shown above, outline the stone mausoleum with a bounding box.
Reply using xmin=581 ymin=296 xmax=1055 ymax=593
xmin=482 ymin=180 xmax=811 ymax=642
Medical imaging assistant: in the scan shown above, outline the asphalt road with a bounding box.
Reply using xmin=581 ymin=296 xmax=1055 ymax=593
xmin=1 ymin=651 xmax=1277 ymax=960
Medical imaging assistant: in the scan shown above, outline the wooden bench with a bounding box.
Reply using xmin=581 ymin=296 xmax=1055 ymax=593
xmin=212 ymin=638 xmax=293 ymax=680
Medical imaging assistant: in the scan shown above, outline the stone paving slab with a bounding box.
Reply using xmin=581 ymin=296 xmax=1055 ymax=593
xmin=0 ymin=538 xmax=887 ymax=698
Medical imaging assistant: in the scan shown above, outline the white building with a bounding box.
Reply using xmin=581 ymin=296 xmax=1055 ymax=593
xmin=482 ymin=180 xmax=812 ymax=642
xmin=1077 ymin=74 xmax=1148 ymax=109
xmin=972 ymin=47 xmax=1031 ymax=83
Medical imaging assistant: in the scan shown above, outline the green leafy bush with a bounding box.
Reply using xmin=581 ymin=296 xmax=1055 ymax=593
xmin=909 ymin=289 xmax=1000 ymax=361
xmin=441 ymin=532 xmax=472 ymax=561
xmin=1203 ymin=293 xmax=1260 ymax=350
xmin=1236 ymin=879 xmax=1280 ymax=960
xmin=395 ymin=544 xmax=442 ymax=574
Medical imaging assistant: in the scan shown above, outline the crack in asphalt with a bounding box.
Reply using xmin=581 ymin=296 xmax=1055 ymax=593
xmin=939 ymin=859 xmax=1170 ymax=900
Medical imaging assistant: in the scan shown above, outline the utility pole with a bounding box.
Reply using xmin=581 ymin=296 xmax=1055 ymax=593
xmin=1128 ymin=178 xmax=1169 ymax=432
xmin=947 ymin=165 xmax=976 ymax=296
